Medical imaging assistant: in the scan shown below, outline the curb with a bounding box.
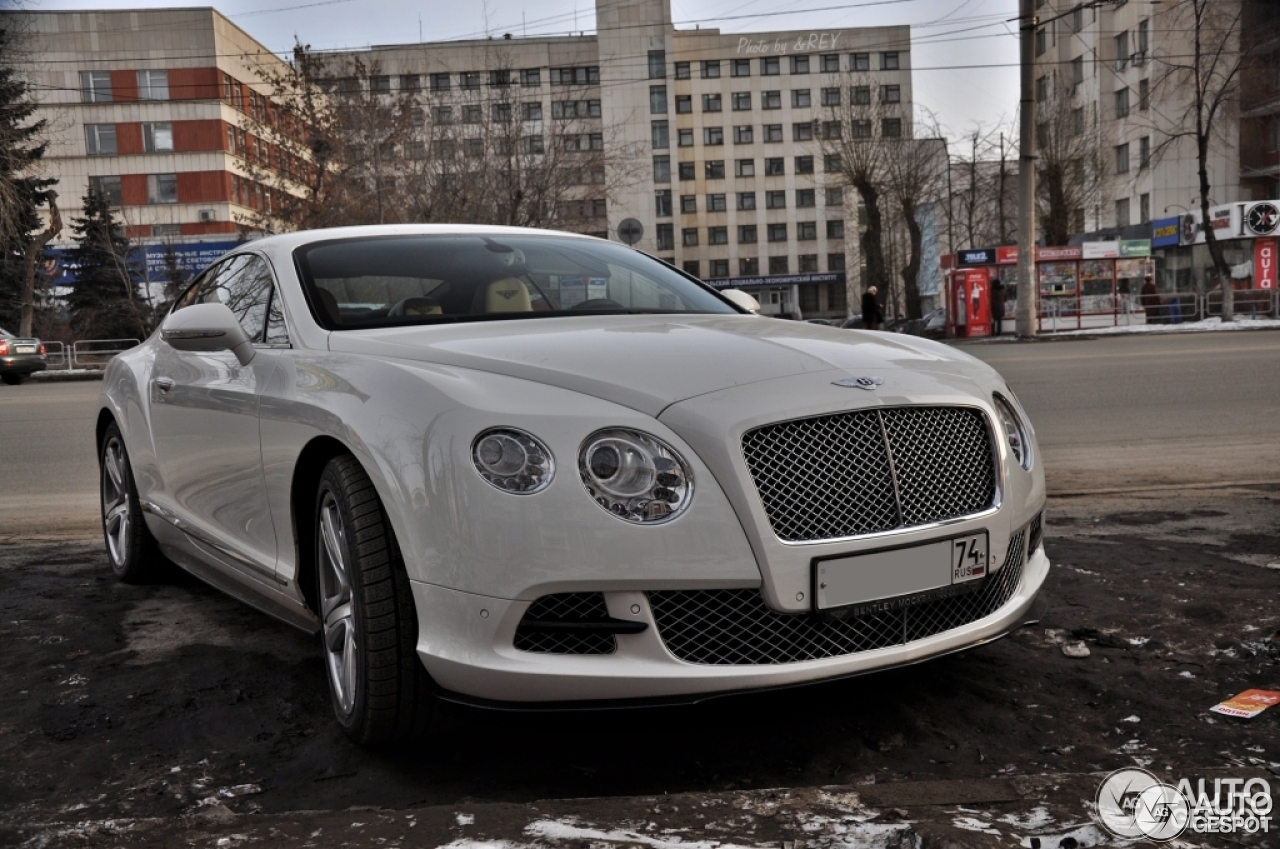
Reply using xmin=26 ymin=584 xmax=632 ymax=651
xmin=28 ymin=370 xmax=105 ymax=382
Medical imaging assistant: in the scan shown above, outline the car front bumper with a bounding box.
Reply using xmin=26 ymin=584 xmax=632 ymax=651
xmin=410 ymin=542 xmax=1049 ymax=705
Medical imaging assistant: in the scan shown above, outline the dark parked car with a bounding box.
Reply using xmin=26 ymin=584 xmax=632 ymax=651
xmin=0 ymin=327 xmax=47 ymax=384
xmin=895 ymin=308 xmax=948 ymax=340
xmin=840 ymin=314 xmax=864 ymax=329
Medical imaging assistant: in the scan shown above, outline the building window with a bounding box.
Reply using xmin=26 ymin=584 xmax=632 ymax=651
xmin=85 ymin=124 xmax=117 ymax=156
xmin=731 ymin=59 xmax=751 ymax=77
xmin=400 ymin=74 xmax=421 ymax=91
xmin=881 ymin=84 xmax=901 ymax=103
xmin=524 ymin=135 xmax=544 ymax=154
xmin=821 ymin=87 xmax=841 ymax=107
xmin=674 ymin=62 xmax=691 ymax=80
xmin=1139 ymin=135 xmax=1150 ymax=168
xmin=676 ymin=95 xmax=692 ymax=114
xmin=369 ymin=74 xmax=391 ymax=93
xmin=822 ymin=121 xmax=841 ymax=140
xmin=463 ymin=105 xmax=483 ymax=123
xmin=1115 ymin=143 xmax=1130 ymax=173
xmin=656 ymin=189 xmax=673 ymax=217
xmin=790 ymin=55 xmax=810 ymax=74
xmin=649 ymin=50 xmax=666 ymax=79
xmin=1116 ymin=198 xmax=1131 ymax=227
xmin=1035 ymin=27 xmax=1047 ymax=57
xmin=550 ymin=66 xmax=600 ymax=85
xmin=520 ymin=68 xmax=541 ymax=86
xmin=852 ymin=119 xmax=872 ymax=138
xmin=737 ymin=191 xmax=757 ymax=209
xmin=459 ymin=71 xmax=481 ymax=89
xmin=792 ymin=89 xmax=812 ymax=108
xmin=79 ymin=71 xmax=112 ymax=103
xmin=765 ymin=157 xmax=785 ymax=176
xmin=88 ymin=175 xmax=122 ymax=206
xmin=799 ymin=254 xmax=819 ymax=273
xmin=706 ymin=160 xmax=726 ymax=179
xmin=852 ymin=85 xmax=871 ymax=105
xmin=1138 ymin=19 xmax=1149 ymax=53
xmin=675 ymin=128 xmax=692 ymax=147
xmin=430 ymin=73 xmax=451 ymax=91
xmin=762 ymin=90 xmax=782 ymax=110
xmin=492 ymin=102 xmax=512 ymax=122
xmin=656 ymin=223 xmax=674 ymax=250
xmin=795 ymin=155 xmax=814 ymax=174
xmin=682 ymin=228 xmax=699 ymax=247
xmin=798 ymin=221 xmax=817 ymax=240
xmin=143 ymin=122 xmax=173 ymax=152
xmin=796 ymin=189 xmax=816 ymax=208
xmin=654 ymin=155 xmax=671 ymax=183
xmin=764 ymin=124 xmax=783 ymax=142
xmin=652 ymin=120 xmax=669 ymax=149
xmin=702 ymin=60 xmax=721 ymax=79
xmin=465 ymin=137 xmax=485 ymax=157
xmin=824 ymin=153 xmax=842 ymax=172
xmin=820 ymin=53 xmax=840 ymax=73
xmin=708 ymin=193 xmax=727 ymax=212
xmin=683 ymin=260 xmax=701 ymax=277
xmin=826 ymin=220 xmax=845 ymax=239
xmin=735 ymin=159 xmax=756 ymax=177
xmin=1115 ymin=31 xmax=1130 ymax=68
xmin=709 ymin=226 xmax=729 ymax=245
xmin=768 ymin=223 xmax=788 ymax=242
xmin=828 ymin=252 xmax=846 ymax=272
xmin=882 ymin=118 xmax=902 ymax=137
xmin=881 ymin=52 xmax=900 ymax=70
xmin=678 ymin=161 xmax=696 ymax=180
xmin=704 ymin=127 xmax=725 ymax=146
xmin=732 ymin=91 xmax=752 ymax=111
xmin=147 ymin=173 xmax=178 ymax=204
xmin=826 ymin=187 xmax=844 ymax=206
xmin=766 ymin=190 xmax=786 ymax=209
xmin=681 ymin=194 xmax=697 ymax=213
xmin=1115 ymin=87 xmax=1130 ymax=118
xmin=552 ymin=99 xmax=601 ymax=118
xmin=650 ymin=85 xmax=668 ymax=114
xmin=734 ymin=125 xmax=754 ymax=144
xmin=1139 ymin=78 xmax=1149 ymax=111
xmin=1070 ymin=107 xmax=1084 ymax=136
xmin=769 ymin=255 xmax=789 ymax=274
xmin=1139 ymin=192 xmax=1151 ymax=223
xmin=739 ymin=224 xmax=758 ymax=243
xmin=434 ymin=106 xmax=454 ymax=124
xmin=710 ymin=259 xmax=729 ymax=278
xmin=850 ymin=53 xmax=870 ymax=71
xmin=792 ymin=122 xmax=814 ymax=141
xmin=762 ymin=57 xmax=780 ymax=76
xmin=702 ymin=94 xmax=723 ymax=112
xmin=740 ymin=257 xmax=759 ymax=275
xmin=137 ymin=69 xmax=169 ymax=101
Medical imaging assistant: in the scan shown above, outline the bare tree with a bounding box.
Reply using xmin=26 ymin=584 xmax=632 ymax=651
xmin=948 ymin=121 xmax=1019 ymax=250
xmin=1150 ymin=0 xmax=1244 ymax=319
xmin=1035 ymin=87 xmax=1104 ymax=247
xmin=883 ymin=133 xmax=948 ymax=319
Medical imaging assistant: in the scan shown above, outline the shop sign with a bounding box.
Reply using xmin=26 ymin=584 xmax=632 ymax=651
xmin=1151 ymin=217 xmax=1180 ymax=248
xmin=1120 ymin=240 xmax=1152 ymax=257
xmin=957 ymin=248 xmax=996 ymax=267
xmin=996 ymin=246 xmax=1019 ymax=265
xmin=1256 ymin=239 xmax=1277 ymax=290
xmin=1035 ymin=245 xmax=1083 ymax=261
xmin=1082 ymin=242 xmax=1120 ymax=259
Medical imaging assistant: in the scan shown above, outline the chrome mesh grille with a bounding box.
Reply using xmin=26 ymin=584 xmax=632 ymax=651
xmin=513 ymin=592 xmax=616 ymax=655
xmin=648 ymin=528 xmax=1027 ymax=666
xmin=741 ymin=406 xmax=997 ymax=542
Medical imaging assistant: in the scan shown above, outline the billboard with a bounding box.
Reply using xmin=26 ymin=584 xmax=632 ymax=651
xmin=39 ymin=240 xmax=244 ymax=289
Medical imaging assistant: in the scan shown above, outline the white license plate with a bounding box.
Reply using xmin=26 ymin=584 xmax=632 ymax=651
xmin=815 ymin=532 xmax=989 ymax=612
xmin=15 ymin=345 xmax=36 ymax=354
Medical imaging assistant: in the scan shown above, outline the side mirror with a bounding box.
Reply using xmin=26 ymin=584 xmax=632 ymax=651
xmin=160 ymin=303 xmax=256 ymax=366
xmin=720 ymin=288 xmax=762 ymax=314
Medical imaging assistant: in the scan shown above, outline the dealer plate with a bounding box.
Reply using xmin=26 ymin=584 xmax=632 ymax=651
xmin=814 ymin=531 xmax=989 ymax=612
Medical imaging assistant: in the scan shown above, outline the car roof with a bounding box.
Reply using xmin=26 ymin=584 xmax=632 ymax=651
xmin=237 ymin=223 xmax=603 ymax=255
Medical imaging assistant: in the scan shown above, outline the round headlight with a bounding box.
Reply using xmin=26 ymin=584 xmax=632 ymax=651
xmin=471 ymin=428 xmax=555 ymax=494
xmin=579 ymin=429 xmax=693 ymax=524
xmin=993 ymin=393 xmax=1032 ymax=470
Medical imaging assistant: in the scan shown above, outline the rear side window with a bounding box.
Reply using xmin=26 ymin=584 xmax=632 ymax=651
xmin=174 ymin=254 xmax=276 ymax=342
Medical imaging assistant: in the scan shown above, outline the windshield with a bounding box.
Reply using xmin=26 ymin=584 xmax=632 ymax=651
xmin=294 ymin=234 xmax=737 ymax=329
xmin=0 ymin=327 xmax=14 ymax=338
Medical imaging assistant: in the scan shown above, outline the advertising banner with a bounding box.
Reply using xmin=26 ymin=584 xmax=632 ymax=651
xmin=705 ymin=272 xmax=845 ymax=289
xmin=996 ymin=246 xmax=1019 ymax=265
xmin=1120 ymin=240 xmax=1152 ymax=257
xmin=41 ymin=240 xmax=243 ymax=289
xmin=1151 ymin=217 xmax=1180 ymax=248
xmin=1255 ymin=238 xmax=1277 ymax=290
xmin=1082 ymin=242 xmax=1120 ymax=260
xmin=1035 ymin=245 xmax=1083 ymax=262
xmin=956 ymin=249 xmax=996 ymax=267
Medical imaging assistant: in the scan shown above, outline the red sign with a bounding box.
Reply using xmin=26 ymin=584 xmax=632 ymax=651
xmin=1035 ymin=245 xmax=1083 ymax=261
xmin=1256 ymin=238 xmax=1277 ymax=290
xmin=996 ymin=246 xmax=1019 ymax=265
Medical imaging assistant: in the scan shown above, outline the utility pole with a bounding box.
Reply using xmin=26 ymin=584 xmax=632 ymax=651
xmin=1015 ymin=0 xmax=1038 ymax=337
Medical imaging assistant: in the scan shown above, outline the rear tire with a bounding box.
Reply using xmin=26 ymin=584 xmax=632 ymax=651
xmin=1 ymin=373 xmax=22 ymax=385
xmin=316 ymin=455 xmax=433 ymax=745
xmin=100 ymin=422 xmax=164 ymax=583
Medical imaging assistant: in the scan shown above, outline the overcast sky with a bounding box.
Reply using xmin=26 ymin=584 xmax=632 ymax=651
xmin=29 ymin=0 xmax=1021 ymax=141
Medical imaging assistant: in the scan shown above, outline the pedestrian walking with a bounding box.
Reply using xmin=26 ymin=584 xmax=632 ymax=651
xmin=1140 ymin=275 xmax=1162 ymax=324
xmin=861 ymin=286 xmax=883 ymax=330
xmin=990 ymin=277 xmax=1006 ymax=336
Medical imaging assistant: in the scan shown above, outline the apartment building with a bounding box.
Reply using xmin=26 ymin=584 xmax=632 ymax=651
xmin=326 ymin=0 xmax=914 ymax=319
xmin=17 ymin=8 xmax=313 ymax=267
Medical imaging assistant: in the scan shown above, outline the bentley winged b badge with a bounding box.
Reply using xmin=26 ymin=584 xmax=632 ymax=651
xmin=832 ymin=376 xmax=885 ymax=390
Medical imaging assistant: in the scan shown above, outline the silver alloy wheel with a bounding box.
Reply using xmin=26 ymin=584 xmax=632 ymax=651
xmin=101 ymin=436 xmax=131 ymax=567
xmin=319 ymin=491 xmax=357 ymax=716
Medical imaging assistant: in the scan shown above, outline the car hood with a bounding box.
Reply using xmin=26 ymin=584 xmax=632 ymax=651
xmin=327 ymin=314 xmax=984 ymax=416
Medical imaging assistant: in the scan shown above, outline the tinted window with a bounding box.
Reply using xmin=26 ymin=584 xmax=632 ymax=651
xmin=175 ymin=254 xmax=275 ymax=342
xmin=294 ymin=234 xmax=737 ymax=329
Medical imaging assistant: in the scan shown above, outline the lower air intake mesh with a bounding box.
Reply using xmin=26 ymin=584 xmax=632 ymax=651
xmin=513 ymin=592 xmax=616 ymax=655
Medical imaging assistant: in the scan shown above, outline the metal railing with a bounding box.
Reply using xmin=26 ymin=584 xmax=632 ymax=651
xmin=40 ymin=341 xmax=69 ymax=370
xmin=70 ymin=338 xmax=140 ymax=370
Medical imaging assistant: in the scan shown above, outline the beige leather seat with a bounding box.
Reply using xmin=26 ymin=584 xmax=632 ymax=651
xmin=389 ymin=297 xmax=442 ymax=317
xmin=482 ymin=278 xmax=532 ymax=313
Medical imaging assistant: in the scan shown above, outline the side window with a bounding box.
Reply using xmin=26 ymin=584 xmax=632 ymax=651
xmin=263 ymin=286 xmax=289 ymax=346
xmin=174 ymin=255 xmax=273 ymax=343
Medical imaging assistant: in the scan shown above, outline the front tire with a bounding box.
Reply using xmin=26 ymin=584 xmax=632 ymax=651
xmin=1 ymin=373 xmax=23 ymax=385
xmin=316 ymin=455 xmax=433 ymax=745
xmin=100 ymin=423 xmax=163 ymax=582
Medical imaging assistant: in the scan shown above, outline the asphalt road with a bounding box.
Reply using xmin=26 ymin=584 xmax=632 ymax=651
xmin=2 ymin=329 xmax=1277 ymax=538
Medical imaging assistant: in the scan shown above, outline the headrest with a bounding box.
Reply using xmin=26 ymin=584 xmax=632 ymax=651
xmin=485 ymin=277 xmax=532 ymax=313
xmin=315 ymin=287 xmax=340 ymax=323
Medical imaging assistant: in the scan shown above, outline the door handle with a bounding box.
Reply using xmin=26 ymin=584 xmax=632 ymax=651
xmin=154 ymin=377 xmax=175 ymax=393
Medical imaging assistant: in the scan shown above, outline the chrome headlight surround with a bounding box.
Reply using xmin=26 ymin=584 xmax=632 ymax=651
xmin=579 ymin=428 xmax=693 ymax=524
xmin=471 ymin=427 xmax=555 ymax=494
xmin=993 ymin=393 xmax=1033 ymax=471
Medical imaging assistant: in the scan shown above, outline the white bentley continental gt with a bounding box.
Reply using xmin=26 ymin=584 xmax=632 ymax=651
xmin=97 ymin=225 xmax=1048 ymax=744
